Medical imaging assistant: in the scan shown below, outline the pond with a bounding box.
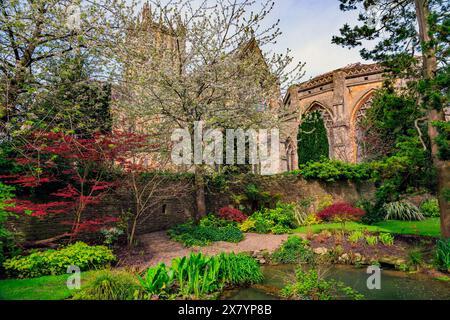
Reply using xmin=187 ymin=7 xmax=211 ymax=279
xmin=223 ymin=264 xmax=450 ymax=300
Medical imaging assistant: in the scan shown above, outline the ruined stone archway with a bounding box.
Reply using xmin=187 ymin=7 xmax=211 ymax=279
xmin=298 ymin=103 xmax=333 ymax=164
xmin=350 ymin=90 xmax=387 ymax=163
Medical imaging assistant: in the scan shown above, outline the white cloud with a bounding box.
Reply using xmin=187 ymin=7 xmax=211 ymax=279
xmin=261 ymin=0 xmax=371 ymax=80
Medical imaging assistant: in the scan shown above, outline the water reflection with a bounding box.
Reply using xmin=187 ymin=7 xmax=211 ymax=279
xmin=224 ymin=265 xmax=450 ymax=300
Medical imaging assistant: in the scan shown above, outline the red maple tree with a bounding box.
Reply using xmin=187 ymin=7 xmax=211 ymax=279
xmin=1 ymin=130 xmax=154 ymax=240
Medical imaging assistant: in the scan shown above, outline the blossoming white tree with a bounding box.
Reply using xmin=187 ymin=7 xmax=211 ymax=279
xmin=114 ymin=0 xmax=304 ymax=219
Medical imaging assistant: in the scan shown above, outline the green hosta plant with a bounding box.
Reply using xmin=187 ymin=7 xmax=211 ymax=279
xmin=365 ymin=235 xmax=378 ymax=246
xmin=379 ymin=233 xmax=395 ymax=246
xmin=348 ymin=231 xmax=364 ymax=244
xmin=383 ymin=201 xmax=425 ymax=221
xmin=138 ymin=263 xmax=173 ymax=296
xmin=140 ymin=252 xmax=263 ymax=299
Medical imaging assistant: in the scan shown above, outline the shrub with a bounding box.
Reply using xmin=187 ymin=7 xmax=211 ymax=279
xmin=218 ymin=207 xmax=247 ymax=223
xmin=199 ymin=214 xmax=232 ymax=228
xmin=239 ymin=219 xmax=256 ymax=233
xmin=168 ymin=218 xmax=244 ymax=247
xmin=3 ymin=242 xmax=116 ymax=278
xmin=272 ymin=236 xmax=314 ymax=264
xmin=73 ymin=271 xmax=143 ymax=300
xmin=365 ymin=235 xmax=378 ymax=246
xmin=100 ymin=227 xmax=124 ymax=246
xmin=383 ymin=201 xmax=425 ymax=221
xmin=304 ymin=213 xmax=322 ymax=226
xmin=435 ymin=239 xmax=450 ymax=272
xmin=420 ymin=198 xmax=440 ymax=218
xmin=280 ymin=268 xmax=364 ymax=300
xmin=356 ymin=199 xmax=384 ymax=224
xmin=240 ymin=203 xmax=296 ymax=234
xmin=288 ymin=159 xmax=371 ymax=183
xmin=379 ymin=233 xmax=395 ymax=246
xmin=317 ymin=203 xmax=366 ymax=222
xmin=236 ymin=183 xmax=281 ymax=213
xmin=317 ymin=203 xmax=365 ymax=234
xmin=348 ymin=231 xmax=364 ymax=244
xmin=0 ymin=183 xmax=19 ymax=269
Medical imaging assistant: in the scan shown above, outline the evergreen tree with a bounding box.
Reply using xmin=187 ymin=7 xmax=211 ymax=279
xmin=297 ymin=111 xmax=329 ymax=164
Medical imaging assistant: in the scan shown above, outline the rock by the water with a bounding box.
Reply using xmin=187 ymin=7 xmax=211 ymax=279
xmin=313 ymin=247 xmax=328 ymax=255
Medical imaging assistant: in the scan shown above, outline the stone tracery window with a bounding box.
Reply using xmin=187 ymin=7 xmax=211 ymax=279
xmin=353 ymin=94 xmax=390 ymax=163
xmin=354 ymin=95 xmax=373 ymax=162
xmin=307 ymin=104 xmax=333 ymax=132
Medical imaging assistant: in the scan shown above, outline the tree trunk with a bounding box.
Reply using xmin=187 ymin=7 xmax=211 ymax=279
xmin=194 ymin=165 xmax=207 ymax=222
xmin=415 ymin=0 xmax=450 ymax=238
xmin=129 ymin=217 xmax=138 ymax=247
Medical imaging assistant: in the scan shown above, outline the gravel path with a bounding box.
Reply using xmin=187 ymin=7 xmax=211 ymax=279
xmin=117 ymin=231 xmax=290 ymax=270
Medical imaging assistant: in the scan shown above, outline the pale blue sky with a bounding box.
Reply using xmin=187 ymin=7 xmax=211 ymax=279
xmin=263 ymin=0 xmax=368 ymax=80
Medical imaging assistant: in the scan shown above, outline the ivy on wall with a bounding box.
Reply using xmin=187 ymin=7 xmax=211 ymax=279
xmin=297 ymin=111 xmax=329 ymax=164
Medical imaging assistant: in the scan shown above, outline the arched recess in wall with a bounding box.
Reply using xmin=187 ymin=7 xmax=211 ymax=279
xmin=285 ymin=137 xmax=296 ymax=171
xmin=350 ymin=90 xmax=381 ymax=163
xmin=297 ymin=102 xmax=333 ymax=165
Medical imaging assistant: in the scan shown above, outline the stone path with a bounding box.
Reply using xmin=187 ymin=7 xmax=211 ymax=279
xmin=118 ymin=231 xmax=290 ymax=270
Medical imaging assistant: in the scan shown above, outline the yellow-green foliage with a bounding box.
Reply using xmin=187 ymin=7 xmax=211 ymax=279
xmin=348 ymin=231 xmax=364 ymax=244
xmin=239 ymin=219 xmax=256 ymax=232
xmin=365 ymin=235 xmax=378 ymax=246
xmin=317 ymin=195 xmax=334 ymax=211
xmin=3 ymin=242 xmax=116 ymax=278
xmin=304 ymin=213 xmax=321 ymax=226
xmin=378 ymin=233 xmax=394 ymax=246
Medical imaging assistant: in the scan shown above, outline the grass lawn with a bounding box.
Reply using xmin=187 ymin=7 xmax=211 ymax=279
xmin=0 ymin=270 xmax=101 ymax=300
xmin=293 ymin=218 xmax=441 ymax=238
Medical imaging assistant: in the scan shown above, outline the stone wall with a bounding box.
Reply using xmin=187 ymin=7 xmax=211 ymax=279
xmin=15 ymin=176 xmax=375 ymax=242
xmin=206 ymin=175 xmax=375 ymax=214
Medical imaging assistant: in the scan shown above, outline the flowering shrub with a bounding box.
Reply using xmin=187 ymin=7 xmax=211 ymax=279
xmin=317 ymin=203 xmax=366 ymax=222
xmin=219 ymin=207 xmax=247 ymax=223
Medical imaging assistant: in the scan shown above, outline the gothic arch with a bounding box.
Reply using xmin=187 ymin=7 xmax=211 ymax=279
xmin=300 ymin=102 xmax=334 ymax=158
xmin=350 ymin=89 xmax=376 ymax=163
xmin=303 ymin=101 xmax=334 ymax=127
